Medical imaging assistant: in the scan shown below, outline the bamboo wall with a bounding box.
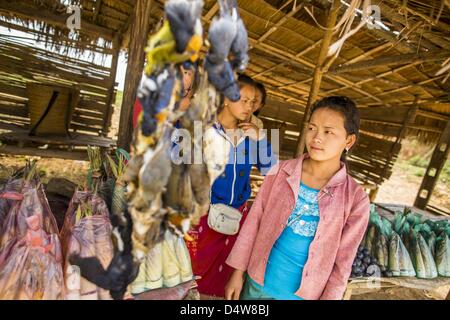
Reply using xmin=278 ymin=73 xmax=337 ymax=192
xmin=0 ymin=37 xmax=116 ymax=137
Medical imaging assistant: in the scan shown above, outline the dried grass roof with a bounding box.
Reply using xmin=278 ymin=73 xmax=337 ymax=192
xmin=1 ymin=0 xmax=449 ymax=142
xmin=0 ymin=0 xmax=449 ymax=187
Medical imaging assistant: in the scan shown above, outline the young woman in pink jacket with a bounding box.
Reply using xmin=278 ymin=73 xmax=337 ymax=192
xmin=225 ymin=96 xmax=370 ymax=300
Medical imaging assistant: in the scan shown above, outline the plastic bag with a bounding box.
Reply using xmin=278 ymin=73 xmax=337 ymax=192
xmin=133 ymin=278 xmax=198 ymax=300
xmin=0 ymin=214 xmax=64 ymax=299
xmin=60 ymin=191 xmax=114 ymax=300
xmin=435 ymin=234 xmax=450 ymax=277
xmin=0 ymin=181 xmax=60 ymax=265
xmin=0 ymin=179 xmax=23 ymax=234
xmin=388 ymin=232 xmax=416 ymax=277
xmin=410 ymin=227 xmax=438 ymax=279
xmin=130 ymin=229 xmax=193 ymax=295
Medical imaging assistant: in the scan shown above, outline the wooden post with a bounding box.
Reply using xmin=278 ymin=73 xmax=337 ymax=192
xmin=414 ymin=117 xmax=450 ymax=210
xmin=102 ymin=35 xmax=122 ymax=136
xmin=329 ymin=50 xmax=450 ymax=74
xmin=377 ymin=97 xmax=419 ymax=186
xmin=295 ymin=0 xmax=341 ymax=157
xmin=117 ymin=0 xmax=153 ymax=151
xmin=369 ymin=187 xmax=379 ymax=202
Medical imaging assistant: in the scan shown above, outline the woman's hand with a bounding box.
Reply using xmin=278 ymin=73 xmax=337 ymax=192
xmin=225 ymin=269 xmax=245 ymax=300
xmin=238 ymin=122 xmax=261 ymax=140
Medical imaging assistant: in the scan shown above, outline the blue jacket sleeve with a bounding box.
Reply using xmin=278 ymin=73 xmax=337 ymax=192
xmin=255 ymin=137 xmax=278 ymax=176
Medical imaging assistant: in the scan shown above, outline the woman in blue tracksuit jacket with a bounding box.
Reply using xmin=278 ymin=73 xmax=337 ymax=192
xmin=188 ymin=75 xmax=277 ymax=298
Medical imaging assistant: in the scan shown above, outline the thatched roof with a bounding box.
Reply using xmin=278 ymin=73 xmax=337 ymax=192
xmin=1 ymin=1 xmax=448 ymax=117
xmin=1 ymin=0 xmax=449 ymax=186
xmin=136 ymin=0 xmax=450 ymax=143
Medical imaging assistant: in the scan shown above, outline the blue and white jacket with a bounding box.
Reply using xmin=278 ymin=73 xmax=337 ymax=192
xmin=210 ymin=122 xmax=278 ymax=209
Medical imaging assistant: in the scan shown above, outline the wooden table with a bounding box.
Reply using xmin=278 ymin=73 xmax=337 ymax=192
xmin=344 ymin=277 xmax=450 ymax=300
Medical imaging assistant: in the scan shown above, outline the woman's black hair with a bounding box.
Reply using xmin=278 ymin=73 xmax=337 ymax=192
xmin=237 ymin=73 xmax=255 ymax=89
xmin=309 ymin=96 xmax=360 ymax=161
xmin=254 ymin=82 xmax=266 ymax=116
xmin=217 ymin=74 xmax=255 ymax=114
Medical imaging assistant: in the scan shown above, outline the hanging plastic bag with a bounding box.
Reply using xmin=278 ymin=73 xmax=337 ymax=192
xmin=130 ymin=229 xmax=193 ymax=295
xmin=60 ymin=190 xmax=114 ymax=300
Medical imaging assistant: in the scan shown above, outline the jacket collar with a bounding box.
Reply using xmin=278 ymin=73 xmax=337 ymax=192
xmin=283 ymin=154 xmax=347 ymax=199
xmin=214 ymin=121 xmax=247 ymax=147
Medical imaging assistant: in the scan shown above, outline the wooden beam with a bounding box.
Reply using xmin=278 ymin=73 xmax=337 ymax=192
xmin=330 ymin=51 xmax=450 ymax=74
xmin=295 ymin=0 xmax=341 ymax=157
xmin=204 ymin=3 xmax=219 ymax=21
xmin=252 ymin=39 xmax=322 ymax=80
xmin=92 ymin=0 xmax=103 ymax=23
xmin=117 ymin=0 xmax=153 ymax=151
xmin=250 ymin=38 xmax=384 ymax=104
xmin=416 ymin=109 xmax=449 ymax=122
xmin=197 ymin=0 xmax=382 ymax=105
xmin=323 ymin=61 xmax=422 ymax=96
xmin=255 ymin=1 xmax=303 ymax=44
xmin=373 ymin=2 xmax=442 ymax=51
xmin=343 ymin=42 xmax=392 ymax=65
xmin=0 ymin=0 xmax=115 ymax=41
xmin=364 ymin=13 xmax=446 ymax=95
xmin=102 ymin=35 xmax=121 ymax=136
xmin=414 ymin=117 xmax=450 ymax=209
xmin=0 ymin=145 xmax=89 ymax=161
xmin=355 ymin=75 xmax=447 ymax=103
xmin=378 ymin=97 xmax=419 ymax=185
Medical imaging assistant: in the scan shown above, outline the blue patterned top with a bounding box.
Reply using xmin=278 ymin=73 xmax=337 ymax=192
xmin=247 ymin=182 xmax=320 ymax=300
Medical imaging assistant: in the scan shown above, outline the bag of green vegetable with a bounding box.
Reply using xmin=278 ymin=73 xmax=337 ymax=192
xmin=418 ymin=223 xmax=436 ymax=258
xmin=371 ymin=215 xmax=389 ymax=272
xmin=410 ymin=225 xmax=438 ymax=279
xmin=362 ymin=205 xmax=378 ymax=254
xmin=435 ymin=232 xmax=450 ymax=277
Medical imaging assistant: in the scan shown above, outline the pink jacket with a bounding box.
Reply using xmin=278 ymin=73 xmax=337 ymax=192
xmin=226 ymin=154 xmax=370 ymax=300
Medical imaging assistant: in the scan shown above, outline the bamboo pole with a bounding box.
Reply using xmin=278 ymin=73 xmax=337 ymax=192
xmin=343 ymin=42 xmax=392 ymax=65
xmin=174 ymin=0 xmax=384 ymax=105
xmin=102 ymin=35 xmax=122 ymax=136
xmin=323 ymin=61 xmax=422 ymax=95
xmin=355 ymin=75 xmax=447 ymax=103
xmin=117 ymin=0 xmax=153 ymax=151
xmin=0 ymin=0 xmax=115 ymax=41
xmin=330 ymin=51 xmax=450 ymax=74
xmin=92 ymin=0 xmax=103 ymax=23
xmin=255 ymin=2 xmax=303 ymax=44
xmin=295 ymin=0 xmax=341 ymax=157
xmin=0 ymin=145 xmax=89 ymax=161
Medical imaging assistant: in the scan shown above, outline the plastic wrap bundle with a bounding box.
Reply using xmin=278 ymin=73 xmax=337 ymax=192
xmin=388 ymin=232 xmax=416 ymax=277
xmin=0 ymin=182 xmax=60 ymax=262
xmin=60 ymin=191 xmax=114 ymax=300
xmin=130 ymin=229 xmax=193 ymax=295
xmin=0 ymin=179 xmax=23 ymax=235
xmin=0 ymin=182 xmax=64 ymax=299
xmin=410 ymin=229 xmax=438 ymax=279
xmin=389 ymin=213 xmax=416 ymax=277
xmin=435 ymin=234 xmax=450 ymax=277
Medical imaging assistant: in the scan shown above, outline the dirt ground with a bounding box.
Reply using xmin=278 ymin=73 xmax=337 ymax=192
xmin=375 ymin=160 xmax=449 ymax=212
xmin=0 ymin=156 xmax=88 ymax=187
